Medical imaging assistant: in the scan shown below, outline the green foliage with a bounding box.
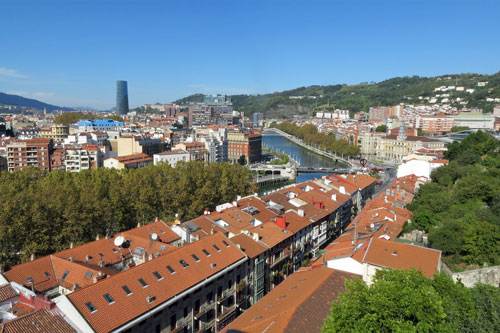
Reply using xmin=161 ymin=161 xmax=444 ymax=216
xmin=0 ymin=162 xmax=256 ymax=268
xmin=54 ymin=112 xmax=124 ymax=125
xmin=175 ymin=72 xmax=500 ymax=116
xmin=408 ymin=131 xmax=500 ymax=268
xmin=322 ymin=269 xmax=500 ymax=333
xmin=451 ymin=126 xmax=470 ymax=133
xmin=375 ymin=124 xmax=387 ymax=132
xmin=271 ymin=122 xmax=360 ymax=157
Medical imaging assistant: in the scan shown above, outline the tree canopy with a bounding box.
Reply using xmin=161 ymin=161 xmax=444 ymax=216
xmin=322 ymin=269 xmax=500 ymax=332
xmin=271 ymin=122 xmax=360 ymax=157
xmin=375 ymin=124 xmax=388 ymax=133
xmin=407 ymin=131 xmax=500 ymax=270
xmin=0 ymin=162 xmax=256 ymax=269
xmin=54 ymin=112 xmax=124 ymax=125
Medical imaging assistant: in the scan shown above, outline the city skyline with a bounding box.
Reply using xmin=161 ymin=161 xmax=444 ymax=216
xmin=1 ymin=0 xmax=499 ymax=109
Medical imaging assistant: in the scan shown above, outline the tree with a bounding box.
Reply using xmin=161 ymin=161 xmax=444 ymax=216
xmin=0 ymin=162 xmax=257 ymax=269
xmin=322 ymin=269 xmax=500 ymax=333
xmin=451 ymin=126 xmax=470 ymax=133
xmin=322 ymin=269 xmax=452 ymax=332
xmin=375 ymin=124 xmax=387 ymax=132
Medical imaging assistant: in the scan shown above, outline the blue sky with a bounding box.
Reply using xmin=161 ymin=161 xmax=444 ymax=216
xmin=1 ymin=0 xmax=499 ymax=109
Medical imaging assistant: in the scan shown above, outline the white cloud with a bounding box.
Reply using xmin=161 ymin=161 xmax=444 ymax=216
xmin=0 ymin=67 xmax=27 ymax=79
xmin=33 ymin=92 xmax=55 ymax=98
xmin=7 ymin=90 xmax=54 ymax=100
xmin=7 ymin=90 xmax=29 ymax=96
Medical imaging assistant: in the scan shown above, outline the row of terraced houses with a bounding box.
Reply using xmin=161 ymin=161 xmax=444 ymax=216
xmin=0 ymin=173 xmax=400 ymax=333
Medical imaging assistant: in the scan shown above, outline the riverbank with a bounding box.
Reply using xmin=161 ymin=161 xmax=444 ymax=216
xmin=264 ymin=128 xmax=352 ymax=168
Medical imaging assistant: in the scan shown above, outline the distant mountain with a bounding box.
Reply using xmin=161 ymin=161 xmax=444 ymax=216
xmin=0 ymin=92 xmax=73 ymax=111
xmin=175 ymin=72 xmax=500 ymax=117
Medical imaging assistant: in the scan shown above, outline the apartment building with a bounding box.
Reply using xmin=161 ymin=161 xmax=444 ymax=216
xmin=227 ymin=131 xmax=262 ymax=164
xmin=104 ymin=153 xmax=153 ymax=169
xmin=65 ymin=145 xmax=106 ymax=172
xmin=154 ymin=149 xmax=191 ymax=167
xmin=117 ymin=135 xmax=167 ymax=157
xmin=174 ymin=142 xmax=209 ymax=162
xmin=38 ymin=124 xmax=70 ymax=140
xmin=415 ymin=114 xmax=454 ymax=134
xmin=7 ymin=138 xmax=53 ymax=172
xmin=57 ymin=233 xmax=248 ymax=332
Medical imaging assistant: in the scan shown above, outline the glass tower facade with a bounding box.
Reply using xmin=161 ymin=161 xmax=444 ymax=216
xmin=116 ymin=80 xmax=129 ymax=115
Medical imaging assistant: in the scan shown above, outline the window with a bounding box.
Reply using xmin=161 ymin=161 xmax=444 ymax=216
xmin=228 ymin=280 xmax=232 ymax=289
xmin=183 ymin=307 xmax=188 ymax=317
xmin=202 ymin=249 xmax=210 ymax=257
xmin=222 ymin=240 xmax=230 ymax=247
xmin=170 ymin=314 xmax=176 ymax=330
xmin=191 ymin=254 xmax=200 ymax=262
xmin=179 ymin=259 xmax=189 ymax=268
xmin=85 ymin=271 xmax=93 ymax=278
xmin=195 ymin=299 xmax=200 ymax=312
xmin=167 ymin=265 xmax=175 ymax=274
xmin=213 ymin=244 xmax=221 ymax=252
xmin=103 ymin=293 xmax=114 ymax=304
xmin=122 ymin=285 xmax=132 ymax=295
xmin=85 ymin=302 xmax=97 ymax=313
xmin=61 ymin=270 xmax=70 ymax=281
xmin=44 ymin=271 xmax=51 ymax=278
xmin=138 ymin=278 xmax=148 ymax=288
xmin=153 ymin=271 xmax=163 ymax=280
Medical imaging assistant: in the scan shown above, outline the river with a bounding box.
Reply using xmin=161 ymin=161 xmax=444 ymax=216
xmin=262 ymin=130 xmax=340 ymax=183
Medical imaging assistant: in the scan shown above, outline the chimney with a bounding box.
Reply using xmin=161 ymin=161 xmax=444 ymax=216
xmin=70 ymin=242 xmax=74 ymax=249
xmin=155 ymin=216 xmax=159 ymax=222
xmin=298 ymin=209 xmax=305 ymax=217
xmin=331 ymin=194 xmax=337 ymax=201
xmin=30 ymin=254 xmax=35 ymax=261
xmin=276 ymin=216 xmax=286 ymax=229
xmin=232 ymin=201 xmax=237 ymax=207
xmin=137 ymin=222 xmax=141 ymax=228
xmin=339 ymin=186 xmax=346 ymax=194
xmin=253 ymin=232 xmax=259 ymax=241
xmin=211 ymin=226 xmax=215 ymax=235
xmin=236 ymin=244 xmax=241 ymax=249
xmin=96 ymin=234 xmax=100 ymax=241
xmin=386 ymin=189 xmax=390 ymax=196
xmin=196 ymin=234 xmax=200 ymax=241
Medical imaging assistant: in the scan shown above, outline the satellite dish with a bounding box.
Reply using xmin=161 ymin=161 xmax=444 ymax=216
xmin=114 ymin=236 xmax=125 ymax=247
xmin=370 ymin=223 xmax=375 ymax=229
xmin=150 ymin=233 xmax=158 ymax=241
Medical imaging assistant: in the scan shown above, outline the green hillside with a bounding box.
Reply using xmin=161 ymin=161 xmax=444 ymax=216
xmin=175 ymin=72 xmax=500 ymax=117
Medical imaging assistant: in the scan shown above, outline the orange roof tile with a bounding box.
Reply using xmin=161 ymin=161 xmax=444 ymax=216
xmin=67 ymin=233 xmax=246 ymax=332
xmin=223 ymin=268 xmax=357 ymax=333
xmin=362 ymin=238 xmax=441 ymax=278
xmin=0 ymin=309 xmax=76 ymax=333
xmin=230 ymin=233 xmax=268 ymax=258
xmin=0 ymin=284 xmax=17 ymax=302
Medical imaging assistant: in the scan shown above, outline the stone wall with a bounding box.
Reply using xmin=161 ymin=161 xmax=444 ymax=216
xmin=400 ymin=230 xmax=428 ymax=246
xmin=446 ymin=265 xmax=500 ymax=288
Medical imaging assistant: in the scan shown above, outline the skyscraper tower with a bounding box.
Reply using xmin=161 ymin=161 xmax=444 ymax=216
xmin=116 ymin=80 xmax=129 ymax=115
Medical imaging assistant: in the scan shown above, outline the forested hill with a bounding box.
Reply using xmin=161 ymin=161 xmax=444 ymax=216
xmin=0 ymin=92 xmax=72 ymax=111
xmin=175 ymin=72 xmax=500 ymax=117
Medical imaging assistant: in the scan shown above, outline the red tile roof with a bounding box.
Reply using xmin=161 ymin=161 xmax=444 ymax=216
xmin=67 ymin=233 xmax=246 ymax=332
xmin=230 ymin=233 xmax=268 ymax=258
xmin=0 ymin=284 xmax=17 ymax=302
xmin=362 ymin=238 xmax=441 ymax=278
xmin=0 ymin=309 xmax=76 ymax=333
xmin=223 ymin=268 xmax=357 ymax=333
